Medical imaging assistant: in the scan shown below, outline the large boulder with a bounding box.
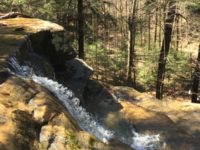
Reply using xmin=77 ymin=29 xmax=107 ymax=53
xmin=57 ymin=58 xmax=93 ymax=102
xmin=84 ymin=81 xmax=200 ymax=150
xmin=0 ymin=17 xmax=76 ymax=71
xmin=111 ymin=86 xmax=200 ymax=150
xmin=0 ymin=17 xmax=133 ymax=150
xmin=0 ymin=75 xmax=133 ymax=150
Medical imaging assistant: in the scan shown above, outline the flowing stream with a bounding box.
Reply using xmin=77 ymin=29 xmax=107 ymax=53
xmin=8 ymin=56 xmax=161 ymax=150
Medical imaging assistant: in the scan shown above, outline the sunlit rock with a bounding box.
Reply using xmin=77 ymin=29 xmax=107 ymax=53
xmin=0 ymin=17 xmax=76 ymax=68
xmin=0 ymin=17 xmax=133 ymax=150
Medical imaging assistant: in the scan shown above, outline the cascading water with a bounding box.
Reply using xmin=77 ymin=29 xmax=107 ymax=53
xmin=8 ymin=56 xmax=161 ymax=150
xmin=131 ymin=130 xmax=160 ymax=150
xmin=32 ymin=76 xmax=113 ymax=143
xmin=8 ymin=56 xmax=113 ymax=143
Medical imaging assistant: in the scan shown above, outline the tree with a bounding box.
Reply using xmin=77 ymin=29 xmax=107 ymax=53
xmin=191 ymin=45 xmax=200 ymax=103
xmin=127 ymin=0 xmax=137 ymax=86
xmin=156 ymin=0 xmax=176 ymax=99
xmin=78 ymin=0 xmax=84 ymax=59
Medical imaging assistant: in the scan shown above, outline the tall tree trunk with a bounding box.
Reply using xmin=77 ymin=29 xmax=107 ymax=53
xmin=78 ymin=0 xmax=84 ymax=59
xmin=139 ymin=0 xmax=143 ymax=47
xmin=176 ymin=16 xmax=180 ymax=51
xmin=140 ymin=19 xmax=143 ymax=47
xmin=159 ymin=3 xmax=162 ymax=48
xmin=127 ymin=0 xmax=137 ymax=86
xmin=154 ymin=8 xmax=158 ymax=47
xmin=156 ymin=0 xmax=176 ymax=99
xmin=148 ymin=13 xmax=151 ymax=50
xmin=191 ymin=45 xmax=200 ymax=103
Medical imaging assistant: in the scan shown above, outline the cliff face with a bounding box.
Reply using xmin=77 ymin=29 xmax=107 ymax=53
xmin=0 ymin=17 xmax=132 ymax=150
xmin=0 ymin=17 xmax=76 ymax=69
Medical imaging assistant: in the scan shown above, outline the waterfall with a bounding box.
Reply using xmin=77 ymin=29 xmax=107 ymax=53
xmin=8 ymin=56 xmax=113 ymax=142
xmin=131 ymin=130 xmax=160 ymax=150
xmin=8 ymin=56 xmax=161 ymax=150
xmin=32 ymin=76 xmax=113 ymax=143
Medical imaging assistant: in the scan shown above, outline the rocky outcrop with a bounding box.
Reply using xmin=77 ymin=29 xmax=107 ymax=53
xmin=0 ymin=17 xmax=133 ymax=150
xmin=57 ymin=58 xmax=93 ymax=102
xmin=0 ymin=17 xmax=76 ymax=71
xmin=0 ymin=75 xmax=133 ymax=150
xmin=84 ymin=81 xmax=200 ymax=150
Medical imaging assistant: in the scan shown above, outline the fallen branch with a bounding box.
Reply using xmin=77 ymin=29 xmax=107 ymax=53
xmin=0 ymin=12 xmax=32 ymax=20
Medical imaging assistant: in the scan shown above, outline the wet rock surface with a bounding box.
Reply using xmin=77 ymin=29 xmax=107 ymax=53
xmin=0 ymin=17 xmax=133 ymax=150
xmin=0 ymin=75 xmax=133 ymax=150
xmin=84 ymin=81 xmax=200 ymax=150
xmin=111 ymin=86 xmax=200 ymax=150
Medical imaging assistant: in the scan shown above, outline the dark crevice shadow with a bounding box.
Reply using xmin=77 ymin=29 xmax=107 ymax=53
xmin=83 ymin=80 xmax=134 ymax=143
xmin=0 ymin=70 xmax=10 ymax=84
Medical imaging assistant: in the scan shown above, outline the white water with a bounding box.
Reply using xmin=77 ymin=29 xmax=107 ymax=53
xmin=32 ymin=75 xmax=113 ymax=143
xmin=131 ymin=130 xmax=160 ymax=150
xmin=8 ymin=56 xmax=161 ymax=150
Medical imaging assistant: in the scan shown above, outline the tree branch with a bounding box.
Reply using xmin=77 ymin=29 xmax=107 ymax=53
xmin=0 ymin=12 xmax=32 ymax=20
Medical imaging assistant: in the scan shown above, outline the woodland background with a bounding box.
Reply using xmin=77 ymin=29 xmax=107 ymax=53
xmin=1 ymin=0 xmax=200 ymax=101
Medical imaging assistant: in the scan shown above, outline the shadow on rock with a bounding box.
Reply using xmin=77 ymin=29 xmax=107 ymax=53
xmin=83 ymin=80 xmax=136 ymax=145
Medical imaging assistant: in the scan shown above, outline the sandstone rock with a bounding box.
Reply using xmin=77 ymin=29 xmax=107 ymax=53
xmin=0 ymin=17 xmax=76 ymax=69
xmin=0 ymin=74 xmax=133 ymax=150
xmin=0 ymin=17 xmax=133 ymax=150
xmin=111 ymin=86 xmax=200 ymax=150
xmin=84 ymin=81 xmax=200 ymax=150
